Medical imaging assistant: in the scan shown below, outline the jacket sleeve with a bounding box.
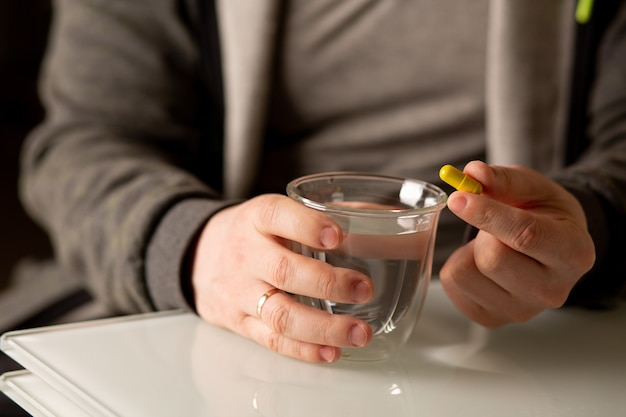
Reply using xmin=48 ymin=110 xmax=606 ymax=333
xmin=555 ymin=2 xmax=626 ymax=307
xmin=19 ymin=0 xmax=230 ymax=313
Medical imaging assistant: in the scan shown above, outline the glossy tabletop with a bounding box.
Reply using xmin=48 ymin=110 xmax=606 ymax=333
xmin=2 ymin=280 xmax=626 ymax=416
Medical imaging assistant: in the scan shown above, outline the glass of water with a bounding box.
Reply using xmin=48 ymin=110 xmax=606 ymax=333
xmin=287 ymin=172 xmax=447 ymax=361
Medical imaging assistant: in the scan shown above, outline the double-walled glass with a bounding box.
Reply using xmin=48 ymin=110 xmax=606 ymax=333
xmin=287 ymin=172 xmax=447 ymax=361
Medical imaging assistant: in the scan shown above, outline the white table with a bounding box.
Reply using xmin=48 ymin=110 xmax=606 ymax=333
xmin=2 ymin=280 xmax=625 ymax=416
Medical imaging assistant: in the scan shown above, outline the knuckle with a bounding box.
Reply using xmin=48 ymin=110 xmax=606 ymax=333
xmin=312 ymin=316 xmax=335 ymax=344
xmin=269 ymin=254 xmax=292 ymax=288
xmin=511 ymin=217 xmax=541 ymax=252
xmin=231 ymin=312 xmax=249 ymax=334
xmin=474 ymin=248 xmax=499 ymax=276
xmin=474 ymin=240 xmax=506 ymax=276
xmin=267 ymin=302 xmax=291 ymax=334
xmin=254 ymin=194 xmax=283 ymax=229
xmin=316 ymin=269 xmax=337 ymax=300
xmin=475 ymin=205 xmax=500 ymax=232
xmin=499 ymin=167 xmax=516 ymax=189
xmin=264 ymin=331 xmax=283 ymax=354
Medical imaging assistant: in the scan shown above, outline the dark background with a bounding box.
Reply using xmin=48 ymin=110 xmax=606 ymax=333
xmin=0 ymin=1 xmax=52 ymax=290
xmin=1 ymin=2 xmax=52 ymax=415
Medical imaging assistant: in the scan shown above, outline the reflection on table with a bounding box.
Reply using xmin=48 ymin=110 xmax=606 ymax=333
xmin=2 ymin=280 xmax=625 ymax=417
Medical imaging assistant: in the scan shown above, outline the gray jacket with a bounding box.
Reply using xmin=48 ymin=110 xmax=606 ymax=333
xmin=20 ymin=0 xmax=626 ymax=315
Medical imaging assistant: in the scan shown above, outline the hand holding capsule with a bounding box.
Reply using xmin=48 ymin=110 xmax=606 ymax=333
xmin=439 ymin=161 xmax=595 ymax=327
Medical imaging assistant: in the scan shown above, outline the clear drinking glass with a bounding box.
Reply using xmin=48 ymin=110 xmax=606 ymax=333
xmin=287 ymin=172 xmax=447 ymax=361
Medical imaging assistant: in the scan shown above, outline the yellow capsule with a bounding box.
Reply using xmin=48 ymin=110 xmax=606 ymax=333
xmin=439 ymin=164 xmax=483 ymax=194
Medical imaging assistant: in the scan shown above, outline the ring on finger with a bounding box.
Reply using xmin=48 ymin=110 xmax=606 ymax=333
xmin=256 ymin=288 xmax=284 ymax=320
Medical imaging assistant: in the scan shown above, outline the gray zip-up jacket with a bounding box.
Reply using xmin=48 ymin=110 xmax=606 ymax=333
xmin=20 ymin=0 xmax=626 ymax=315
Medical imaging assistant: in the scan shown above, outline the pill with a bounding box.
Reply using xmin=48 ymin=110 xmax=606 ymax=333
xmin=439 ymin=164 xmax=483 ymax=194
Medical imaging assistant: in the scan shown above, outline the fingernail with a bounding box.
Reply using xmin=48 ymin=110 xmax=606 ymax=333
xmin=448 ymin=194 xmax=468 ymax=213
xmin=320 ymin=227 xmax=339 ymax=248
xmin=349 ymin=324 xmax=369 ymax=347
xmin=319 ymin=346 xmax=338 ymax=363
xmin=352 ymin=280 xmax=372 ymax=303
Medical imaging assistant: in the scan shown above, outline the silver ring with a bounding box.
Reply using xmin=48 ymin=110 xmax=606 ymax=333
xmin=256 ymin=288 xmax=283 ymax=319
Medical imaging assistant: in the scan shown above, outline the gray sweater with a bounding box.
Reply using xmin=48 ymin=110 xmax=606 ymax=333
xmin=19 ymin=0 xmax=626 ymax=316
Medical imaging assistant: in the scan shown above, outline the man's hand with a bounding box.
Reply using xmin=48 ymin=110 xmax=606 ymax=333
xmin=190 ymin=194 xmax=374 ymax=363
xmin=440 ymin=161 xmax=596 ymax=327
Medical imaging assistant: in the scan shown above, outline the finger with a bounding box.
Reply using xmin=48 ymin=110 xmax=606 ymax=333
xmin=248 ymin=245 xmax=373 ymax=304
xmin=441 ymin=271 xmax=547 ymax=327
xmin=440 ymin=231 xmax=572 ymax=326
xmin=249 ymin=194 xmax=344 ymax=250
xmin=242 ymin=315 xmax=342 ymax=363
xmin=470 ymin=232 xmax=569 ymax=310
xmin=440 ymin=242 xmax=510 ymax=327
xmin=251 ymin=287 xmax=372 ymax=349
xmin=440 ymin=242 xmax=542 ymax=327
xmin=471 ymin=232 xmax=541 ymax=294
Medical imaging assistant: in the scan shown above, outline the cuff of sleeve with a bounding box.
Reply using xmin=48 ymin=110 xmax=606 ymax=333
xmin=559 ymin=183 xmax=622 ymax=307
xmin=146 ymin=198 xmax=239 ymax=311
